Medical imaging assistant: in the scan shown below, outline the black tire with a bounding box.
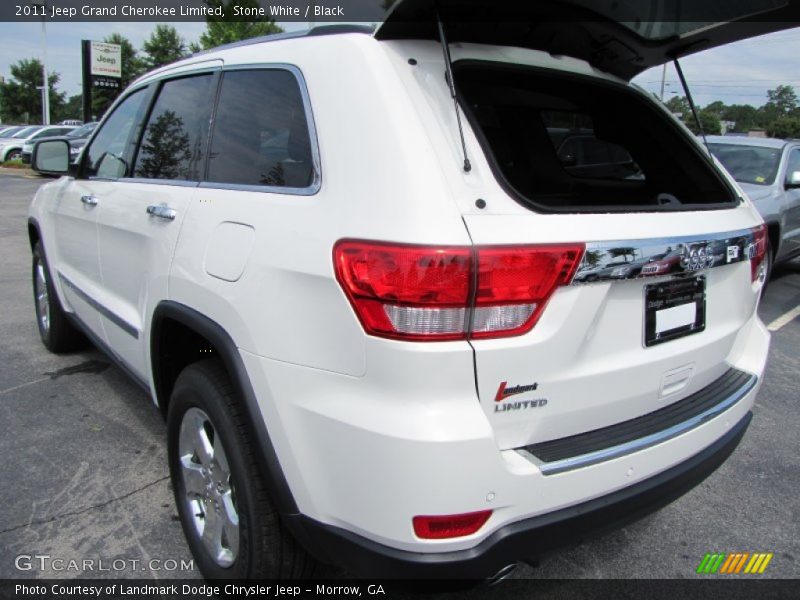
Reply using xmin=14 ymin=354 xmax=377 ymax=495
xmin=167 ymin=359 xmax=318 ymax=579
xmin=6 ymin=149 xmax=21 ymax=161
xmin=32 ymin=242 xmax=87 ymax=353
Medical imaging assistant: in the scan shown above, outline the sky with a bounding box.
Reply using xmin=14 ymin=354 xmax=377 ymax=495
xmin=0 ymin=21 xmax=798 ymax=107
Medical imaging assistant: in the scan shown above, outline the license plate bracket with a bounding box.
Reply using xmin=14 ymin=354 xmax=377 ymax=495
xmin=644 ymin=276 xmax=706 ymax=347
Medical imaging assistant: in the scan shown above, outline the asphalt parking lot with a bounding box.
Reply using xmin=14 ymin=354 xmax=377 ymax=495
xmin=1 ymin=171 xmax=798 ymax=588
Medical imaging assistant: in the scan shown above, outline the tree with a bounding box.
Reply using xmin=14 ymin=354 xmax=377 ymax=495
xmin=92 ymin=33 xmax=144 ymax=119
xmin=142 ymin=24 xmax=188 ymax=70
xmin=684 ymin=108 xmax=722 ymax=135
xmin=136 ymin=110 xmax=191 ymax=179
xmin=720 ymin=104 xmax=759 ymax=132
xmin=0 ymin=58 xmax=65 ymax=124
xmin=767 ymin=115 xmax=800 ymax=139
xmin=194 ymin=0 xmax=282 ymax=51
xmin=704 ymin=100 xmax=726 ymax=117
xmin=765 ymin=84 xmax=798 ymax=116
xmin=55 ymin=94 xmax=82 ymax=123
xmin=664 ymin=95 xmax=690 ymax=116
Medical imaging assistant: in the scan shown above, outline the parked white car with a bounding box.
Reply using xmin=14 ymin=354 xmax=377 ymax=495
xmin=1 ymin=125 xmax=75 ymax=162
xmin=28 ymin=5 xmax=782 ymax=580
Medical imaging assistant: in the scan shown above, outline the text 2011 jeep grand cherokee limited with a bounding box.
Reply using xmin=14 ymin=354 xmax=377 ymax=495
xmin=27 ymin=1 xmax=793 ymax=580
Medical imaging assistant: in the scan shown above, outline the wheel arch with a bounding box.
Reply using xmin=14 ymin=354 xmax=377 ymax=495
xmin=765 ymin=220 xmax=781 ymax=261
xmin=28 ymin=217 xmax=41 ymax=251
xmin=150 ymin=300 xmax=300 ymax=517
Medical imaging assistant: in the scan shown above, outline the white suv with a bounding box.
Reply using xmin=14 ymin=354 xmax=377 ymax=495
xmin=28 ymin=10 xmax=781 ymax=580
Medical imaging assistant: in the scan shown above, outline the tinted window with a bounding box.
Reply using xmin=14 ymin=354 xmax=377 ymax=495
xmin=134 ymin=75 xmax=215 ymax=181
xmin=207 ymin=69 xmax=314 ymax=189
xmin=84 ymin=88 xmax=147 ymax=179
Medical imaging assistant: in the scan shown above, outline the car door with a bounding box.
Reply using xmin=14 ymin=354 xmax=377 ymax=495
xmin=782 ymin=147 xmax=800 ymax=257
xmin=94 ymin=70 xmax=218 ymax=381
xmin=48 ymin=87 xmax=151 ymax=341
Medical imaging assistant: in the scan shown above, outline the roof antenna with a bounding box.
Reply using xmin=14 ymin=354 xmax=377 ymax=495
xmin=436 ymin=12 xmax=471 ymax=172
xmin=673 ymin=58 xmax=710 ymax=153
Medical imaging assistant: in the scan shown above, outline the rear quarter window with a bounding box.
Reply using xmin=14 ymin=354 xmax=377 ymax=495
xmin=206 ymin=68 xmax=316 ymax=190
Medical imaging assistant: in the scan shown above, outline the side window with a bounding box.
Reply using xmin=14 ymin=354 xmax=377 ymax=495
xmin=787 ymin=149 xmax=800 ymax=183
xmin=134 ymin=74 xmax=215 ymax=181
xmin=84 ymin=88 xmax=148 ymax=179
xmin=207 ymin=69 xmax=315 ymax=189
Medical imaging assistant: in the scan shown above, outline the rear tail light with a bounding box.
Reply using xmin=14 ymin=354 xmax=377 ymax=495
xmin=413 ymin=510 xmax=492 ymax=539
xmin=749 ymin=224 xmax=768 ymax=282
xmin=472 ymin=245 xmax=586 ymax=339
xmin=334 ymin=240 xmax=584 ymax=341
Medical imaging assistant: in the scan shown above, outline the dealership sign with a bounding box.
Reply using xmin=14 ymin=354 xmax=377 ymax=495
xmin=90 ymin=42 xmax=122 ymax=78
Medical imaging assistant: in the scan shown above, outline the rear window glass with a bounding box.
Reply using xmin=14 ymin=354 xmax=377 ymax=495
xmin=134 ymin=74 xmax=215 ymax=181
xmin=207 ymin=69 xmax=315 ymax=189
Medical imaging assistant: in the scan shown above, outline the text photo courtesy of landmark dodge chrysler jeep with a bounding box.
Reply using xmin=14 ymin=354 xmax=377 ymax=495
xmin=27 ymin=0 xmax=795 ymax=580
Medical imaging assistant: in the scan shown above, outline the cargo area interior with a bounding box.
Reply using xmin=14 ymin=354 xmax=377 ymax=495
xmin=455 ymin=63 xmax=738 ymax=212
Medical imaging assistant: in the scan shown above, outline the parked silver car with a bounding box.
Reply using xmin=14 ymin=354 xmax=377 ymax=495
xmin=708 ymin=136 xmax=800 ymax=276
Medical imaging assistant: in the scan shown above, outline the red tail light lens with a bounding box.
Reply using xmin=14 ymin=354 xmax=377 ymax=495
xmin=334 ymin=240 xmax=585 ymax=341
xmin=333 ymin=241 xmax=472 ymax=340
xmin=473 ymin=245 xmax=585 ymax=338
xmin=413 ymin=510 xmax=492 ymax=539
xmin=749 ymin=224 xmax=768 ymax=282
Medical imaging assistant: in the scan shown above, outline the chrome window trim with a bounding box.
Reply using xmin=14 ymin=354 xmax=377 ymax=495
xmin=118 ymin=178 xmax=201 ymax=188
xmin=520 ymin=372 xmax=757 ymax=476
xmin=199 ymin=63 xmax=322 ymax=197
xmin=570 ymin=227 xmax=760 ymax=285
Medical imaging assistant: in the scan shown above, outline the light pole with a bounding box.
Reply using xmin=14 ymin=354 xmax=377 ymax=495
xmin=31 ymin=1 xmax=50 ymax=125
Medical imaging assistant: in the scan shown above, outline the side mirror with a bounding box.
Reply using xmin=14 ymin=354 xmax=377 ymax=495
xmin=32 ymin=139 xmax=70 ymax=176
xmin=786 ymin=170 xmax=800 ymax=188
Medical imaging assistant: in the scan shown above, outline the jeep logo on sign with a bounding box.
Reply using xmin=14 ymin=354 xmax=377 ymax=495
xmin=680 ymin=243 xmax=714 ymax=271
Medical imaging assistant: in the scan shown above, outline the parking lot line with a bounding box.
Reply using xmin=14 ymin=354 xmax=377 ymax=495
xmin=766 ymin=304 xmax=800 ymax=332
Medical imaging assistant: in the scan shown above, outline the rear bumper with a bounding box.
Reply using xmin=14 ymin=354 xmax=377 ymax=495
xmin=291 ymin=412 xmax=752 ymax=579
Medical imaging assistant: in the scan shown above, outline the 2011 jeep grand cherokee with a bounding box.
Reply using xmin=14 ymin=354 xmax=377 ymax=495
xmin=27 ymin=1 xmax=792 ymax=580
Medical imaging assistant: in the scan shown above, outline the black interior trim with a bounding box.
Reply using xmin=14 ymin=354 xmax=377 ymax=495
xmin=454 ymin=60 xmax=740 ymax=214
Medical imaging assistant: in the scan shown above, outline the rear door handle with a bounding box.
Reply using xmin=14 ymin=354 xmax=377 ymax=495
xmin=80 ymin=195 xmax=98 ymax=206
xmin=146 ymin=204 xmax=176 ymax=221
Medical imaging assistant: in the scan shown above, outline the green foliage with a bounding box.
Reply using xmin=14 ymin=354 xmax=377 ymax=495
xmin=664 ymin=95 xmax=690 ymax=116
xmin=142 ymin=25 xmax=188 ymax=70
xmin=0 ymin=58 xmax=65 ymax=124
xmin=719 ymin=104 xmax=759 ymax=132
xmin=663 ymin=84 xmax=798 ymax=136
xmin=767 ymin=115 xmax=800 ymax=139
xmin=684 ymin=109 xmax=722 ymax=135
xmin=765 ymin=84 xmax=798 ymax=116
xmin=195 ymin=0 xmax=283 ymax=50
xmin=56 ymin=94 xmax=82 ymax=123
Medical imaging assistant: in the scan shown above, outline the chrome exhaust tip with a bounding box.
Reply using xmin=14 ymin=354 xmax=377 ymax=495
xmin=487 ymin=563 xmax=518 ymax=586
